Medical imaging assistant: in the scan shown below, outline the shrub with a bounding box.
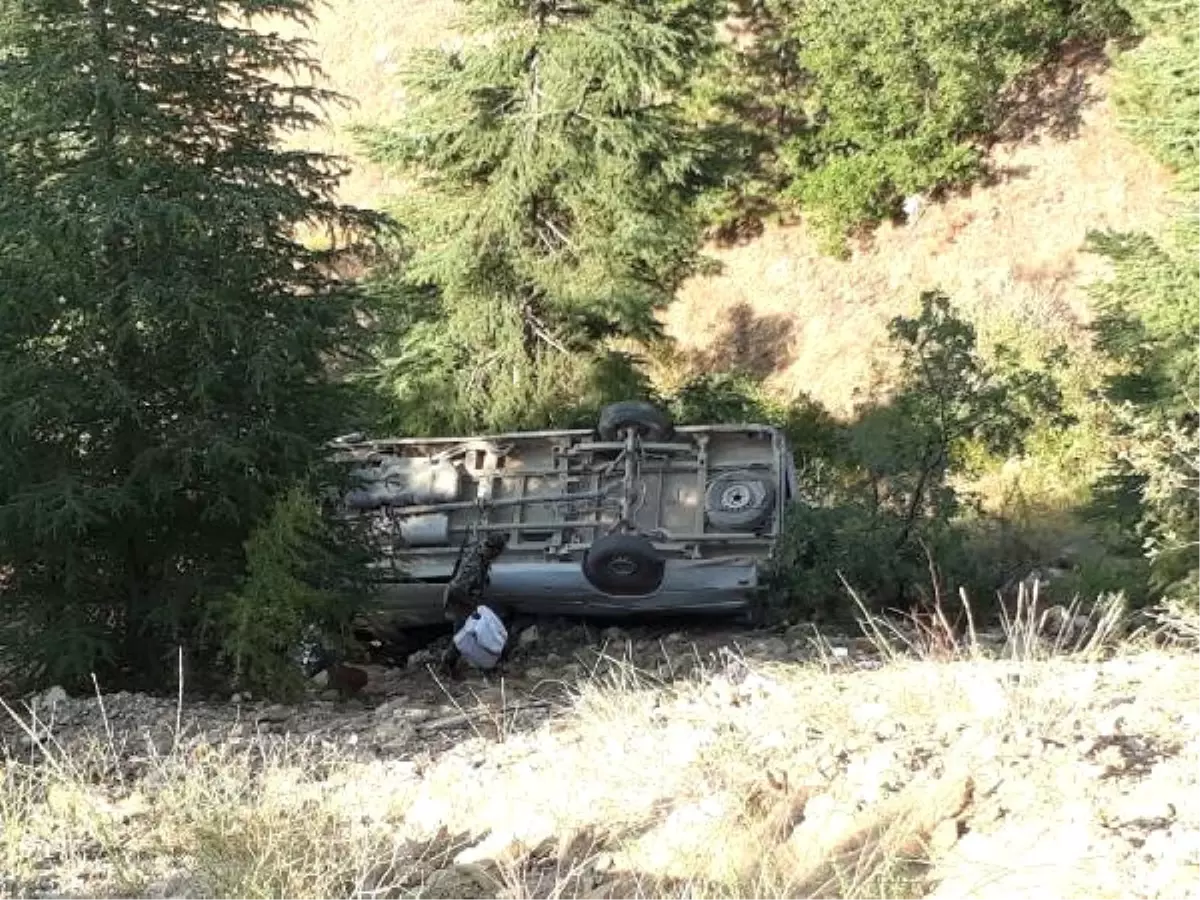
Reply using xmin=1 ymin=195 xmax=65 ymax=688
xmin=212 ymin=485 xmax=374 ymax=700
xmin=774 ymin=0 xmax=1129 ymax=251
xmin=771 ymin=293 xmax=1067 ymax=618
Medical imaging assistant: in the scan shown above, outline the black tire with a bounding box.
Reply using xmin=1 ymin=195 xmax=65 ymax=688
xmin=583 ymin=533 xmax=666 ymax=596
xmin=597 ymin=401 xmax=673 ymax=442
xmin=705 ymin=471 xmax=776 ymax=531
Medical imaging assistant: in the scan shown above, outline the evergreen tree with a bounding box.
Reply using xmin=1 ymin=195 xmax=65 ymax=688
xmin=357 ymin=0 xmax=724 ymax=434
xmin=688 ymin=0 xmax=808 ymax=242
xmin=0 ymin=0 xmax=382 ymax=688
xmin=1092 ymin=0 xmax=1198 ymax=419
xmin=1088 ymin=0 xmax=1198 ymax=602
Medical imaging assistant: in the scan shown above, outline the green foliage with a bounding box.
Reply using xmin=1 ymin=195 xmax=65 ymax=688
xmin=772 ymin=292 xmax=1066 ymax=617
xmin=1119 ymin=413 xmax=1198 ymax=597
xmin=0 ymin=0 xmax=381 ymax=690
xmin=781 ymin=0 xmax=1076 ymax=252
xmin=685 ymin=0 xmax=807 ymax=241
xmin=364 ymin=271 xmax=658 ymax=434
xmin=213 ymin=485 xmax=371 ymax=700
xmin=666 ymin=371 xmax=846 ymax=468
xmin=866 ymin=291 xmax=1066 ymax=499
xmin=1087 ymin=0 xmax=1199 ymax=603
xmin=357 ymin=0 xmax=725 ymax=434
xmin=1107 ymin=0 xmax=1200 ymax=182
xmin=687 ymin=0 xmax=1131 ymax=252
xmin=1090 ymin=231 xmax=1199 ymax=412
xmin=1085 ymin=0 xmax=1140 ymax=34
xmin=1090 ymin=0 xmax=1198 ymax=401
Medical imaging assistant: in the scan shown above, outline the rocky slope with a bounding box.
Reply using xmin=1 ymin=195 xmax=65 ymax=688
xmin=2 ymin=620 xmax=1197 ymax=899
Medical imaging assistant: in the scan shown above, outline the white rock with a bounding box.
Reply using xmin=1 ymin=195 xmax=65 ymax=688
xmin=755 ymin=637 xmax=789 ymax=658
xmin=929 ymin=817 xmax=961 ymax=854
xmin=930 ymin=819 xmax=1111 ymax=900
xmin=1110 ymin=792 xmax=1176 ymax=825
xmin=19 ymin=724 xmax=54 ymax=748
xmin=255 ymin=704 xmax=291 ymax=724
xmin=792 ymin=793 xmax=857 ymax=852
xmin=801 ymin=792 xmax=839 ymax=825
xmin=902 ymin=194 xmax=924 ymax=225
xmin=454 ymin=830 xmax=525 ymax=866
xmin=847 ymin=748 xmax=898 ymax=804
xmin=852 ymin=701 xmax=889 ymax=727
xmin=35 ymin=684 xmax=68 ymax=710
xmin=963 ymin=676 xmax=1009 ymax=719
xmin=518 ymin=626 xmax=540 ymax=648
xmin=144 ymin=871 xmax=209 ymax=899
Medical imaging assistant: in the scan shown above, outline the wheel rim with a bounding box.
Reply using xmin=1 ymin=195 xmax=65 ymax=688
xmin=721 ymin=483 xmax=753 ymax=510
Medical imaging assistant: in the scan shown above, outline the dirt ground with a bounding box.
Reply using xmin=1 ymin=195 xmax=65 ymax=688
xmin=3 ymin=614 xmax=1198 ymax=900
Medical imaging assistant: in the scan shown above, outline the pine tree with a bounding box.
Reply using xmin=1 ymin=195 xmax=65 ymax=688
xmin=1091 ymin=0 xmax=1199 ymax=417
xmin=0 ymin=0 xmax=382 ymax=688
xmin=1088 ymin=0 xmax=1199 ymax=602
xmin=357 ymin=0 xmax=724 ymax=434
xmin=688 ymin=0 xmax=808 ymax=242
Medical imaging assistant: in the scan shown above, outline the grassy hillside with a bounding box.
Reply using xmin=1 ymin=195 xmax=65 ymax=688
xmin=267 ymin=0 xmax=460 ymax=209
xmin=669 ymin=51 xmax=1175 ymax=415
xmin=272 ymin=4 xmax=1174 ymax=418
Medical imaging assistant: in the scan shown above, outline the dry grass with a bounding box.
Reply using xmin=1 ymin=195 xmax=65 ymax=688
xmin=5 ymin=593 xmax=1196 ymax=900
xmin=0 ymin=718 xmax=408 ymax=898
xmin=843 ymin=577 xmax=1134 ymax=666
xmin=261 ymin=0 xmax=460 ymax=211
xmin=665 ymin=53 xmax=1176 ymax=416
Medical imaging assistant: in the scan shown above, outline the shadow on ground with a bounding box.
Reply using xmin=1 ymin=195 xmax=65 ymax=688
xmin=685 ymin=301 xmax=796 ymax=379
xmin=992 ymin=40 xmax=1109 ymax=146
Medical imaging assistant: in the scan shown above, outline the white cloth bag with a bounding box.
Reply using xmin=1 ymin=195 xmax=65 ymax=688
xmin=453 ymin=606 xmax=508 ymax=669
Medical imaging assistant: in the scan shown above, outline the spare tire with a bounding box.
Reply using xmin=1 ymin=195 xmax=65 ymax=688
xmin=705 ymin=471 xmax=776 ymax=531
xmin=583 ymin=533 xmax=666 ymax=596
xmin=597 ymin=401 xmax=673 ymax=442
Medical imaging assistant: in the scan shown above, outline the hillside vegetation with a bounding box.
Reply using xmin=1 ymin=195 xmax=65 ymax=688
xmin=670 ymin=49 xmax=1175 ymax=417
xmin=1 ymin=2 xmax=1197 ymax=897
xmin=1 ymin=0 xmax=1196 ymax=704
xmin=274 ymin=5 xmax=1174 ymax=410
